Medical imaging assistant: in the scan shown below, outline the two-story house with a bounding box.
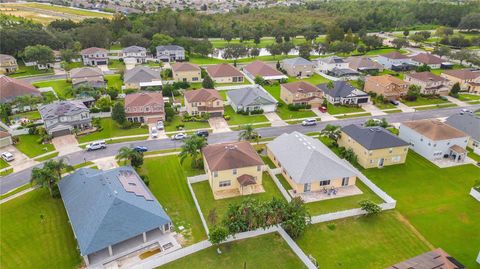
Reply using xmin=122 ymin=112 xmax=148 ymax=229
xmin=122 ymin=46 xmax=147 ymax=64
xmin=171 ymin=62 xmax=201 ymax=83
xmin=374 ymin=51 xmax=414 ymax=71
xmin=184 ymin=89 xmax=224 ymax=117
xmin=446 ymin=113 xmax=480 ymax=154
xmin=441 ymin=69 xmax=480 ymax=94
xmin=315 ymin=56 xmax=349 ymax=73
xmin=364 ymin=75 xmax=409 ymax=101
xmin=156 ymin=45 xmax=185 ymax=62
xmin=404 ymin=72 xmax=450 ymax=95
xmin=280 ymin=57 xmax=315 ymax=77
xmin=280 ymin=81 xmax=323 ymax=108
xmin=0 ymin=54 xmax=18 ymax=74
xmin=124 ymin=92 xmax=165 ymax=123
xmin=39 ymin=101 xmax=91 ymax=137
xmin=80 ymin=47 xmax=109 ymax=66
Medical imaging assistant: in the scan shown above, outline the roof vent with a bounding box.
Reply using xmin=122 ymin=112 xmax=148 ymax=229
xmin=225 ymin=144 xmax=238 ymax=150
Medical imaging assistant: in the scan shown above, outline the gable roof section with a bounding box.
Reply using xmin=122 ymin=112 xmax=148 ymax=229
xmin=0 ymin=54 xmax=16 ymax=63
xmin=227 ymin=85 xmax=277 ymax=107
xmin=366 ymin=75 xmax=408 ymax=87
xmin=267 ymin=132 xmax=356 ymax=184
xmin=402 ymin=119 xmax=467 ymax=141
xmin=387 ymin=248 xmax=464 ymax=269
xmin=406 ymin=71 xmax=446 ymax=83
xmin=81 ymin=47 xmax=108 ymax=55
xmin=244 ymin=61 xmax=284 ymax=77
xmin=206 ymin=63 xmax=243 ymax=78
xmin=171 ymin=62 xmax=200 ymax=72
xmin=39 ymin=101 xmax=89 ymax=119
xmin=184 ymin=88 xmax=221 ymax=103
xmin=70 ymin=67 xmax=103 ymax=79
xmin=156 ymin=45 xmax=184 ymax=52
xmin=203 ymin=141 xmax=264 ymax=171
xmin=381 ymin=51 xmax=409 ymax=60
xmin=346 ymin=57 xmax=383 ymax=70
xmin=442 ymin=69 xmax=480 ymax=80
xmin=281 ymin=57 xmax=314 ymax=66
xmin=122 ymin=46 xmax=146 ymax=53
xmin=342 ymin=124 xmax=409 ymax=150
xmin=125 ymin=92 xmax=164 ymax=108
xmin=317 ymin=81 xmax=367 ymax=98
xmin=445 ymin=113 xmax=480 ymax=141
xmin=124 ymin=66 xmax=160 ymax=84
xmin=318 ymin=56 xmax=346 ymax=64
xmin=0 ymin=75 xmax=41 ymax=103
xmin=410 ymin=53 xmax=443 ymax=65
xmin=282 ymin=81 xmax=321 ymax=94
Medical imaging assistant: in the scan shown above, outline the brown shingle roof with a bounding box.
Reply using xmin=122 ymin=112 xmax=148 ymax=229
xmin=410 ymin=53 xmax=443 ymax=65
xmin=203 ymin=141 xmax=264 ymax=171
xmin=70 ymin=67 xmax=103 ymax=78
xmin=0 ymin=75 xmax=41 ymax=103
xmin=402 ymin=119 xmax=467 ymax=140
xmin=346 ymin=57 xmax=383 ymax=70
xmin=443 ymin=69 xmax=480 ymax=80
xmin=366 ymin=75 xmax=408 ymax=86
xmin=382 ymin=51 xmax=409 ymax=59
xmin=244 ymin=61 xmax=283 ymax=77
xmin=0 ymin=130 xmax=10 ymax=139
xmin=206 ymin=63 xmax=243 ymax=78
xmin=184 ymin=89 xmax=221 ymax=102
xmin=387 ymin=248 xmax=463 ymax=269
xmin=406 ymin=72 xmax=446 ymax=83
xmin=80 ymin=47 xmax=108 ymax=54
xmin=171 ymin=62 xmax=200 ymax=72
xmin=125 ymin=92 xmax=164 ymax=108
xmin=282 ymin=81 xmax=321 ymax=94
xmin=237 ymin=174 xmax=257 ymax=186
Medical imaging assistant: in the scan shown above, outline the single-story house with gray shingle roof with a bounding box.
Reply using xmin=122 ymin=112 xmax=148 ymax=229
xmin=446 ymin=113 xmax=480 ymax=152
xmin=280 ymin=57 xmax=315 ymax=77
xmin=69 ymin=67 xmax=106 ymax=89
xmin=39 ymin=100 xmax=91 ymax=136
xmin=267 ymin=132 xmax=357 ymax=194
xmin=124 ymin=66 xmax=161 ymax=89
xmin=122 ymin=45 xmax=147 ymax=63
xmin=227 ymin=85 xmax=277 ymax=113
xmin=317 ymin=81 xmax=370 ymax=105
xmin=58 ymin=166 xmax=174 ymax=266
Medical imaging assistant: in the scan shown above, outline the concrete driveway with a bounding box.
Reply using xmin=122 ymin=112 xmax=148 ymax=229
xmin=208 ymin=117 xmax=231 ymax=133
xmin=52 ymin=135 xmax=81 ymax=156
xmin=264 ymin=112 xmax=287 ymax=126
xmin=362 ymin=103 xmax=387 ymax=116
xmin=0 ymin=145 xmax=37 ymax=172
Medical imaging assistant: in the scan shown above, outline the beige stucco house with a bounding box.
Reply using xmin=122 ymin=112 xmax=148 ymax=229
xmin=0 ymin=54 xmax=18 ymax=74
xmin=280 ymin=81 xmax=323 ymax=108
xmin=171 ymin=62 xmax=201 ymax=83
xmin=404 ymin=72 xmax=449 ymax=95
xmin=184 ymin=88 xmax=224 ymax=117
xmin=364 ymin=75 xmax=409 ymax=101
xmin=440 ymin=69 xmax=480 ymax=94
xmin=280 ymin=57 xmax=315 ymax=77
xmin=205 ymin=63 xmax=244 ymax=83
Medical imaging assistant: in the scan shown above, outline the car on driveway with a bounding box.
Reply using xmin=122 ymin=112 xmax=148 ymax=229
xmin=1 ymin=152 xmax=14 ymax=162
xmin=172 ymin=133 xmax=187 ymax=140
xmin=319 ymin=106 xmax=327 ymax=113
xmin=151 ymin=126 xmax=158 ymax=138
xmin=86 ymin=141 xmax=107 ymax=151
xmin=390 ymin=100 xmax=400 ymax=106
xmin=195 ymin=130 xmax=209 ymax=138
xmin=133 ymin=146 xmax=148 ymax=152
xmin=156 ymin=121 xmax=164 ymax=130
xmin=301 ymin=118 xmax=317 ymax=126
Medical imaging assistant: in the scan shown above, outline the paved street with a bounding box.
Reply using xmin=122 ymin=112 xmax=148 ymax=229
xmin=1 ymin=104 xmax=479 ymax=195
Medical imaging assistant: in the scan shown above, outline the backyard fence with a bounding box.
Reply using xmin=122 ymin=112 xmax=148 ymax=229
xmin=267 ymin=168 xmax=292 ymax=202
xmin=90 ymin=112 xmax=112 ymax=118
xmin=470 ymin=188 xmax=480 ymax=202
xmin=186 ymin=176 xmax=210 ymax=235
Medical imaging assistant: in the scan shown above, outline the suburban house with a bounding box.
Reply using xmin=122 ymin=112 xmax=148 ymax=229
xmin=0 ymin=75 xmax=41 ymax=103
xmin=280 ymin=57 xmax=315 ymax=77
xmin=315 ymin=56 xmax=349 ymax=73
xmin=317 ymin=81 xmax=370 ymax=106
xmin=440 ymin=69 xmax=480 ymax=93
xmin=124 ymin=66 xmax=161 ymax=89
xmin=156 ymin=45 xmax=185 ymax=62
xmin=446 ymin=113 xmax=480 ymax=153
xmin=0 ymin=131 xmax=13 ymax=148
xmin=184 ymin=88 xmax=224 ymax=116
xmin=202 ymin=141 xmax=265 ymax=199
xmin=267 ymin=132 xmax=357 ymax=194
xmin=205 ymin=63 xmax=244 ymax=83
xmin=280 ymin=81 xmax=323 ymax=108
xmin=399 ymin=119 xmax=469 ymax=163
xmin=387 ymin=248 xmax=465 ymax=269
xmin=243 ymin=60 xmax=287 ymax=81
xmin=338 ymin=124 xmax=409 ymax=169
xmin=69 ymin=67 xmax=106 ymax=89
xmin=80 ymin=47 xmax=109 ymax=66
xmin=364 ymin=75 xmax=409 ymax=101
xmin=0 ymin=54 xmax=18 ymax=74
xmin=58 ymin=167 xmax=175 ymax=267
xmin=39 ymin=100 xmax=91 ymax=137
xmin=124 ymin=92 xmax=164 ymax=123
xmin=171 ymin=62 xmax=201 ymax=83
xmin=404 ymin=71 xmax=450 ymax=95
xmin=226 ymin=85 xmax=277 ymax=113
xmin=409 ymin=53 xmax=444 ymax=69
xmin=122 ymin=45 xmax=147 ymax=63
xmin=374 ymin=51 xmax=414 ymax=70
xmin=346 ymin=56 xmax=384 ymax=73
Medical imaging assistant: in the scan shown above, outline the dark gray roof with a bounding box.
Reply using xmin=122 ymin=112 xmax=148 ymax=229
xmin=227 ymin=85 xmax=276 ymax=107
xmin=330 ymin=68 xmax=360 ymax=77
xmin=317 ymin=81 xmax=368 ymax=98
xmin=58 ymin=167 xmax=171 ymax=256
xmin=318 ymin=56 xmax=346 ymax=64
xmin=281 ymin=57 xmax=314 ymax=66
xmin=156 ymin=45 xmax=184 ymax=52
xmin=122 ymin=45 xmax=146 ymax=53
xmin=124 ymin=66 xmax=160 ymax=84
xmin=445 ymin=113 xmax=480 ymax=141
xmin=342 ymin=124 xmax=409 ymax=150
xmin=39 ymin=101 xmax=89 ymax=120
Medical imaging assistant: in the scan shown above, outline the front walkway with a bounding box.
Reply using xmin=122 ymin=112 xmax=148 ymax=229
xmin=445 ymin=96 xmax=468 ymax=107
xmin=362 ymin=103 xmax=387 ymax=116
xmin=312 ymin=109 xmax=337 ymax=121
xmin=397 ymin=102 xmax=415 ymax=113
xmin=208 ymin=117 xmax=231 ymax=133
xmin=52 ymin=135 xmax=82 ymax=156
xmin=264 ymin=112 xmax=287 ymax=126
xmin=289 ymin=185 xmax=363 ymax=203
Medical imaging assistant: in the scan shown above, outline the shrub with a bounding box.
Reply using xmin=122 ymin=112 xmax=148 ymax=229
xmin=287 ymin=104 xmax=311 ymax=111
xmin=223 ymin=115 xmax=231 ymax=121
xmin=327 ymin=223 xmax=336 ymax=230
xmin=359 ymin=200 xmax=382 ymax=215
xmin=90 ymin=107 xmax=101 ymax=113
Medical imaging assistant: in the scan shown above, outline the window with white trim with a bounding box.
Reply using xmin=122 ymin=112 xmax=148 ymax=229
xmin=219 ymin=180 xmax=231 ymax=187
xmin=319 ymin=180 xmax=331 ymax=186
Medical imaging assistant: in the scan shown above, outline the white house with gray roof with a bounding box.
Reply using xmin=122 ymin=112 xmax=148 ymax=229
xmin=122 ymin=45 xmax=147 ymax=63
xmin=317 ymin=81 xmax=370 ymax=105
xmin=156 ymin=45 xmax=185 ymax=62
xmin=446 ymin=113 xmax=480 ymax=153
xmin=226 ymin=85 xmax=277 ymax=113
xmin=315 ymin=56 xmax=349 ymax=73
xmin=39 ymin=100 xmax=91 ymax=137
xmin=280 ymin=57 xmax=315 ymax=77
xmin=124 ymin=66 xmax=161 ymax=89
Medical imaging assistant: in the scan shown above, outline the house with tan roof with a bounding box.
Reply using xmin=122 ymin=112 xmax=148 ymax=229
xmin=125 ymin=92 xmax=164 ymax=123
xmin=346 ymin=56 xmax=384 ymax=73
xmin=171 ymin=62 xmax=201 ymax=83
xmin=69 ymin=67 xmax=106 ymax=88
xmin=202 ymin=141 xmax=265 ymax=199
xmin=205 ymin=63 xmax=244 ymax=83
xmin=374 ymin=51 xmax=415 ymax=71
xmin=80 ymin=47 xmax=108 ymax=66
xmin=404 ymin=71 xmax=450 ymax=95
xmin=399 ymin=119 xmax=469 ymax=163
xmin=0 ymin=54 xmax=18 ymax=74
xmin=409 ymin=53 xmax=444 ymax=69
xmin=440 ymin=69 xmax=480 ymax=94
xmin=184 ymin=88 xmax=224 ymax=117
xmin=0 ymin=75 xmax=41 ymax=104
xmin=387 ymin=248 xmax=465 ymax=269
xmin=280 ymin=57 xmax=315 ymax=77
xmin=243 ymin=61 xmax=287 ymax=81
xmin=364 ymin=75 xmax=408 ymax=101
xmin=280 ymin=81 xmax=323 ymax=108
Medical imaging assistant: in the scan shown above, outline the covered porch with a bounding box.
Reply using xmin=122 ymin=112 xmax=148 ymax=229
xmin=213 ymin=174 xmax=265 ymax=200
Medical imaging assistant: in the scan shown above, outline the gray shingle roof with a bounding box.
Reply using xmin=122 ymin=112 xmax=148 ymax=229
xmin=267 ymin=132 xmax=356 ymax=184
xmin=281 ymin=57 xmax=314 ymax=66
xmin=156 ymin=45 xmax=184 ymax=52
xmin=122 ymin=45 xmax=146 ymax=53
xmin=318 ymin=56 xmax=346 ymax=64
xmin=317 ymin=81 xmax=368 ymax=98
xmin=39 ymin=101 xmax=89 ymax=120
xmin=342 ymin=124 xmax=409 ymax=150
xmin=227 ymin=85 xmax=277 ymax=107
xmin=445 ymin=113 xmax=480 ymax=141
xmin=124 ymin=66 xmax=160 ymax=84
xmin=58 ymin=167 xmax=171 ymax=256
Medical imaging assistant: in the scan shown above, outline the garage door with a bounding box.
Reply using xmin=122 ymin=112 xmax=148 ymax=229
xmin=52 ymin=129 xmax=71 ymax=137
xmin=357 ymin=98 xmax=369 ymax=104
xmin=97 ymin=61 xmax=107 ymax=65
xmin=209 ymin=112 xmax=223 ymax=117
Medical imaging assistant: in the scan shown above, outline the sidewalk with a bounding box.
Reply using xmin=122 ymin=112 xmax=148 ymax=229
xmin=264 ymin=112 xmax=287 ymax=126
xmin=445 ymin=96 xmax=468 ymax=107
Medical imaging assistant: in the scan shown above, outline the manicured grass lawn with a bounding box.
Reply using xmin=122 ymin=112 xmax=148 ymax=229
xmin=164 ymin=115 xmax=211 ymax=132
xmin=402 ymin=97 xmax=449 ymax=107
xmin=159 ymin=233 xmax=306 ymax=269
xmin=189 ymin=54 xmax=297 ymax=65
xmin=413 ymin=103 xmax=457 ymax=110
xmin=364 ymin=48 xmax=407 ymax=56
xmin=458 ymin=93 xmax=480 ymax=102
xmin=34 ymin=152 xmax=59 ymax=162
xmin=289 ymin=74 xmax=330 ymax=85
xmin=467 ymin=148 xmax=480 ymax=162
xmin=33 ymin=79 xmax=72 ymax=99
xmin=9 ymin=65 xmax=53 ymax=78
xmin=377 ymin=69 xmax=405 ymax=79
xmin=65 ymin=61 xmax=83 ymax=70
xmin=192 ymin=172 xmax=285 ymax=228
xmin=0 ymin=168 xmax=13 ymax=176
xmin=9 ymin=110 xmax=41 ymax=121
xmin=24 ymin=2 xmax=112 ymax=18
xmin=14 ymin=134 xmax=55 ymax=158
xmin=326 ymin=103 xmax=365 ymax=115
xmin=296 ymin=211 xmax=431 ymax=269
xmin=224 ymin=106 xmax=268 ymax=126
xmin=0 ymin=184 xmax=31 ymax=200
xmin=141 ymin=156 xmax=206 ymax=244
xmin=362 ymin=152 xmax=480 ymax=268
xmin=275 ymin=102 xmax=316 ymax=120
xmin=0 ymin=158 xmax=10 ymax=169
xmin=108 ymin=59 xmax=125 ymax=70
xmin=335 ymin=112 xmax=371 ymax=119
xmin=0 ymin=189 xmax=81 ymax=269
xmin=77 ymin=118 xmax=148 ymax=143
xmin=208 ymin=36 xmax=316 ymax=49
xmin=373 ymin=100 xmax=396 ymax=109
xmin=109 ymin=44 xmax=122 ymax=50
xmin=263 ymin=84 xmax=281 ymax=99
xmin=105 ymin=74 xmax=123 ymax=90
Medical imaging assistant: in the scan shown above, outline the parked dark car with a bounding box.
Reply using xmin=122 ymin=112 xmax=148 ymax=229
xmin=195 ymin=130 xmax=209 ymax=138
xmin=134 ymin=146 xmax=148 ymax=152
xmin=390 ymin=100 xmax=400 ymax=106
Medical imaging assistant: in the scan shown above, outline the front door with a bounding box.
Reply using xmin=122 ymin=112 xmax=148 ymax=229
xmin=378 ymin=158 xmax=384 ymax=167
xmin=304 ymin=183 xmax=311 ymax=192
xmin=341 ymin=177 xmax=349 ymax=186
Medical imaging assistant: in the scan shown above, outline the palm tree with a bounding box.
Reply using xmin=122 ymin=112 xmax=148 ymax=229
xmin=238 ymin=124 xmax=258 ymax=142
xmin=179 ymin=136 xmax=208 ymax=168
xmin=43 ymin=158 xmax=73 ymax=182
xmin=116 ymin=146 xmax=140 ymax=166
xmin=30 ymin=166 xmax=55 ymax=196
xmin=321 ymin=124 xmax=341 ymax=141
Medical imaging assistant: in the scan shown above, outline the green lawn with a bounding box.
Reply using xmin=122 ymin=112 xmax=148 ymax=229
xmin=77 ymin=118 xmax=148 ymax=143
xmin=208 ymin=36 xmax=320 ymax=49
xmin=296 ymin=211 xmax=431 ymax=269
xmin=164 ymin=115 xmax=211 ymax=132
xmin=327 ymin=103 xmax=365 ymax=115
xmin=104 ymin=74 xmax=123 ymax=90
xmin=276 ymin=103 xmax=316 ymax=120
xmin=9 ymin=110 xmax=41 ymax=121
xmin=363 ymin=152 xmax=480 ymax=268
xmin=33 ymin=79 xmax=72 ymax=99
xmin=402 ymin=96 xmax=449 ymax=107
xmin=65 ymin=62 xmax=84 ymax=70
xmin=23 ymin=2 xmax=112 ymax=18
xmin=14 ymin=134 xmax=55 ymax=158
xmin=159 ymin=233 xmax=306 ymax=269
xmin=141 ymin=156 xmax=206 ymax=244
xmin=0 ymin=189 xmax=81 ymax=269
xmin=467 ymin=148 xmax=480 ymax=162
xmin=192 ymin=172 xmax=285 ymax=229
xmin=377 ymin=69 xmax=405 ymax=80
xmin=458 ymin=94 xmax=480 ymax=102
xmin=335 ymin=112 xmax=371 ymax=119
xmin=289 ymin=73 xmax=330 ymax=85
xmin=0 ymin=184 xmax=31 ymax=200
xmin=9 ymin=65 xmax=53 ymax=78
xmin=0 ymin=158 xmax=10 ymax=169
xmin=224 ymin=106 xmax=269 ymax=126
xmin=189 ymin=54 xmax=297 ymax=65
xmin=107 ymin=59 xmax=125 ymax=70
xmin=413 ymin=103 xmax=457 ymax=110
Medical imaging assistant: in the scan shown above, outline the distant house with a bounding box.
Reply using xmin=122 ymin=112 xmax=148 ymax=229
xmin=171 ymin=62 xmax=201 ymax=83
xmin=346 ymin=56 xmax=384 ymax=73
xmin=446 ymin=113 xmax=480 ymax=153
xmin=317 ymin=81 xmax=370 ymax=105
xmin=315 ymin=56 xmax=349 ymax=73
xmin=243 ymin=61 xmax=287 ymax=81
xmin=58 ymin=167 xmax=174 ymax=267
xmin=267 ymin=132 xmax=357 ymax=194
xmin=80 ymin=47 xmax=109 ymax=66
xmin=69 ymin=67 xmax=106 ymax=89
xmin=156 ymin=45 xmax=185 ymax=62
xmin=122 ymin=46 xmax=147 ymax=63
xmin=338 ymin=124 xmax=409 ymax=169
xmin=410 ymin=53 xmax=444 ymax=69
xmin=441 ymin=69 xmax=480 ymax=94
xmin=124 ymin=66 xmax=161 ymax=89
xmin=0 ymin=75 xmax=41 ymax=103
xmin=125 ymin=92 xmax=164 ymax=123
xmin=280 ymin=81 xmax=323 ymax=108
xmin=205 ymin=63 xmax=244 ymax=83
xmin=203 ymin=141 xmax=265 ymax=199
xmin=387 ymin=248 xmax=465 ymax=269
xmin=184 ymin=88 xmax=224 ymax=117
xmin=0 ymin=131 xmax=13 ymax=148
xmin=374 ymin=51 xmax=414 ymax=70
xmin=280 ymin=57 xmax=315 ymax=77
xmin=227 ymin=85 xmax=277 ymax=113
xmin=399 ymin=119 xmax=469 ymax=163
xmin=364 ymin=75 xmax=408 ymax=101
xmin=404 ymin=72 xmax=449 ymax=95
xmin=328 ymin=67 xmax=360 ymax=78
xmin=0 ymin=54 xmax=18 ymax=74
xmin=39 ymin=101 xmax=91 ymax=137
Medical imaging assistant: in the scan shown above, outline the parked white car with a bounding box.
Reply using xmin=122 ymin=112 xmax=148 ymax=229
xmin=151 ymin=126 xmax=158 ymax=138
xmin=172 ymin=133 xmax=187 ymax=140
xmin=86 ymin=141 xmax=107 ymax=151
xmin=301 ymin=118 xmax=317 ymax=126
xmin=156 ymin=121 xmax=164 ymax=130
xmin=1 ymin=152 xmax=14 ymax=162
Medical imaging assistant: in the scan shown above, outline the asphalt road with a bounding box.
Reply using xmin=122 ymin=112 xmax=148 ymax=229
xmin=1 ymin=104 xmax=479 ymax=195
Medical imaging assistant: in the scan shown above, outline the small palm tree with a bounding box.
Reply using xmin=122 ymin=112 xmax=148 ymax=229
xmin=30 ymin=166 xmax=55 ymax=196
xmin=116 ymin=147 xmax=141 ymax=166
xmin=321 ymin=124 xmax=341 ymax=141
xmin=43 ymin=158 xmax=73 ymax=182
xmin=238 ymin=124 xmax=258 ymax=142
xmin=179 ymin=136 xmax=208 ymax=168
